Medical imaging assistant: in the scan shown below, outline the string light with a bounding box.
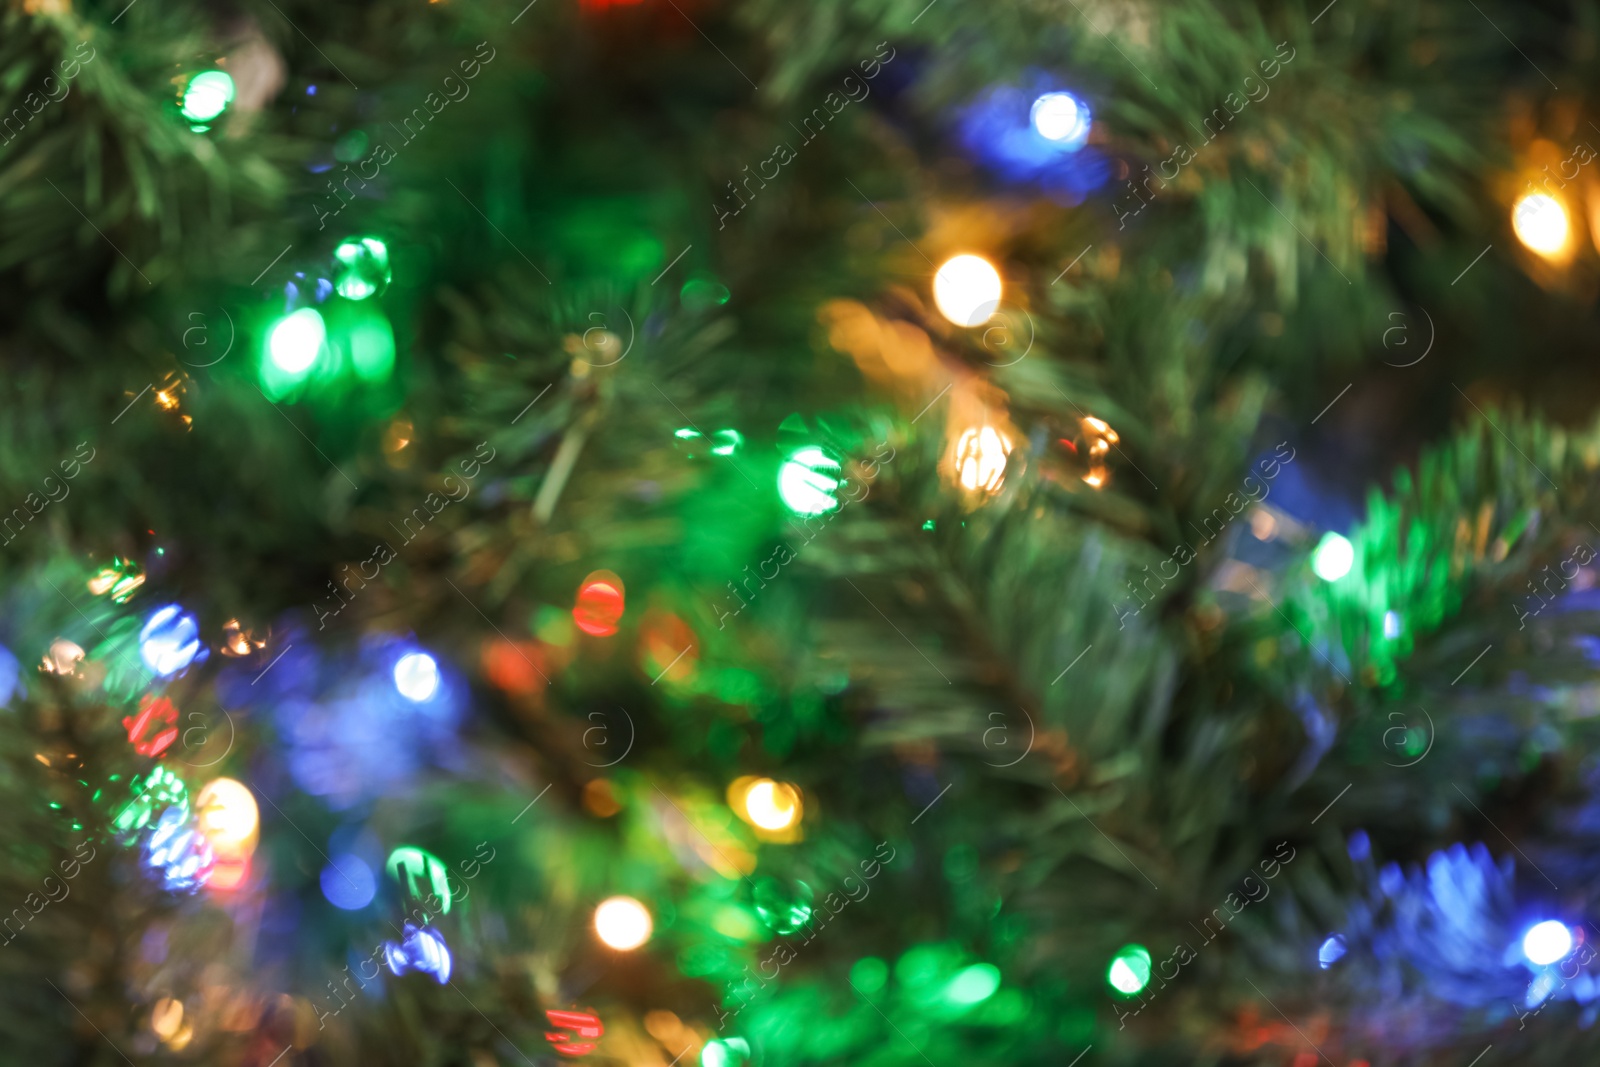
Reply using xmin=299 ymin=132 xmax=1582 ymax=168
xmin=1512 ymin=192 xmax=1569 ymax=257
xmin=1522 ymin=920 xmax=1574 ymax=966
xmin=738 ymin=779 xmax=802 ymax=831
xmin=383 ymin=923 xmax=452 ymax=983
xmin=180 ymin=70 xmax=235 ymax=126
xmin=1106 ymin=944 xmax=1152 ymax=994
xmin=194 ymin=778 xmax=259 ymax=859
xmin=953 ymin=426 xmax=1012 ymax=493
xmin=594 ymin=895 xmax=652 ymax=950
xmin=778 ymin=446 xmax=842 ymax=516
xmin=387 ymin=846 xmax=453 ymax=917
xmin=1078 ymin=415 xmax=1119 ymax=488
xmin=933 ymin=254 xmax=1003 ymax=327
xmin=1311 ymin=531 xmax=1354 ymax=582
xmin=393 ymin=651 xmax=441 ymax=702
xmin=1030 ymin=91 xmax=1091 ymax=148
xmin=268 ymin=308 xmax=327 ymax=376
xmin=545 ymin=1009 xmax=605 ymax=1056
xmin=333 ymin=236 xmax=392 ymax=300
xmin=574 ymin=571 xmax=626 ymax=637
xmin=140 ymin=604 xmax=204 ymax=676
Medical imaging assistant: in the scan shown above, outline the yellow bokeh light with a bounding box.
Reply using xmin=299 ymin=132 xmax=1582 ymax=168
xmin=1512 ymin=192 xmax=1569 ymax=257
xmin=933 ymin=254 xmax=1003 ymax=327
xmin=594 ymin=895 xmax=653 ymax=950
xmin=742 ymin=779 xmax=801 ymax=831
xmin=195 ymin=778 xmax=260 ymax=860
xmin=954 ymin=426 xmax=1013 ymax=493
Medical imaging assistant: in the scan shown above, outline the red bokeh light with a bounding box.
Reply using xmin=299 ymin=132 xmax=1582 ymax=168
xmin=545 ymin=1008 xmax=603 ymax=1056
xmin=574 ymin=571 xmax=625 ymax=637
xmin=123 ymin=695 xmax=179 ymax=757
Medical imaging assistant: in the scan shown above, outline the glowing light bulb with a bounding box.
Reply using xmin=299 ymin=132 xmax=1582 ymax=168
xmin=574 ymin=571 xmax=627 ymax=637
xmin=1512 ymin=192 xmax=1569 ymax=257
xmin=1523 ymin=920 xmax=1574 ymax=965
xmin=394 ymin=651 xmax=440 ymax=702
xmin=778 ymin=446 xmax=842 ymax=516
xmin=933 ymin=254 xmax=1003 ymax=327
xmin=1106 ymin=944 xmax=1151 ymax=994
xmin=1318 ymin=934 xmax=1347 ymax=969
xmin=741 ymin=779 xmax=801 ymax=831
xmin=181 ymin=70 xmax=235 ymax=124
xmin=140 ymin=604 xmax=203 ymax=676
xmin=1030 ymin=91 xmax=1091 ymax=148
xmin=594 ymin=895 xmax=652 ymax=950
xmin=701 ymin=1038 xmax=751 ymax=1067
xmin=194 ymin=778 xmax=259 ymax=859
xmin=269 ymin=308 xmax=326 ymax=374
xmin=953 ymin=425 xmax=1012 ymax=493
xmin=944 ymin=962 xmax=1001 ymax=1005
xmin=1311 ymin=531 xmax=1354 ymax=582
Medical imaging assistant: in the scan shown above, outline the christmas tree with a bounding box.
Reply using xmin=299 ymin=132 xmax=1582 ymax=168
xmin=4 ymin=0 xmax=1600 ymax=1063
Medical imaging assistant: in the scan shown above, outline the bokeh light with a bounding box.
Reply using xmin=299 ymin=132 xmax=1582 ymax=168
xmin=953 ymin=426 xmax=1012 ymax=493
xmin=778 ymin=446 xmax=842 ymax=516
xmin=933 ymin=254 xmax=1003 ymax=327
xmin=1311 ymin=531 xmax=1354 ymax=582
xmin=1523 ymin=920 xmax=1574 ymax=965
xmin=180 ymin=70 xmax=235 ymax=124
xmin=322 ymin=854 xmax=377 ymax=910
xmin=574 ymin=571 xmax=626 ymax=637
xmin=1106 ymin=944 xmax=1152 ymax=994
xmin=594 ymin=895 xmax=652 ymax=950
xmin=701 ymin=1038 xmax=751 ymax=1067
xmin=140 ymin=604 xmax=203 ymax=676
xmin=195 ymin=778 xmax=259 ymax=859
xmin=740 ymin=779 xmax=801 ymax=831
xmin=387 ymin=846 xmax=453 ymax=916
xmin=1512 ymin=192 xmax=1569 ymax=257
xmin=333 ymin=236 xmax=392 ymax=300
xmin=945 ymin=962 xmax=1001 ymax=1005
xmin=393 ymin=651 xmax=440 ymax=702
xmin=1030 ymin=91 xmax=1091 ymax=147
xmin=1318 ymin=933 xmax=1347 ymax=969
xmin=268 ymin=308 xmax=327 ymax=375
xmin=383 ymin=922 xmax=452 ymax=983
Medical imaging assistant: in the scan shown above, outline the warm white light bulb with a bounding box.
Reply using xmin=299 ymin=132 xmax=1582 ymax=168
xmin=594 ymin=896 xmax=652 ymax=950
xmin=743 ymin=780 xmax=800 ymax=830
xmin=1512 ymin=192 xmax=1569 ymax=256
xmin=933 ymin=255 xmax=1003 ymax=327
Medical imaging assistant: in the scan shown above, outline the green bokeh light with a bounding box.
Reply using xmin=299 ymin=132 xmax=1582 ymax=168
xmin=386 ymin=846 xmax=452 ymax=916
xmin=711 ymin=429 xmax=744 ymax=456
xmin=1106 ymin=944 xmax=1152 ymax=995
xmin=1312 ymin=531 xmax=1354 ymax=582
xmin=269 ymin=308 xmax=326 ymax=375
xmin=778 ymin=446 xmax=841 ymax=516
xmin=850 ymin=956 xmax=888 ymax=994
xmin=944 ymin=962 xmax=1001 ymax=1005
xmin=701 ymin=1038 xmax=750 ymax=1067
xmin=181 ymin=70 xmax=235 ymax=124
xmin=334 ymin=236 xmax=392 ymax=300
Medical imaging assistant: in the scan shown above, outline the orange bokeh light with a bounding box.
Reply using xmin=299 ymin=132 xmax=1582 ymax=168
xmin=574 ymin=571 xmax=625 ymax=637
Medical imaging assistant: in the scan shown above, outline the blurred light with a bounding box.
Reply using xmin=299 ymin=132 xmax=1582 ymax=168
xmin=953 ymin=426 xmax=1012 ymax=493
xmin=1382 ymin=610 xmax=1402 ymax=639
xmin=574 ymin=571 xmax=626 ymax=637
xmin=594 ymin=895 xmax=652 ymax=950
xmin=850 ymin=956 xmax=889 ymax=994
xmin=1512 ymin=192 xmax=1569 ymax=257
xmin=1318 ymin=934 xmax=1347 ymax=969
xmin=583 ymin=778 xmax=622 ymax=817
xmin=1523 ymin=920 xmax=1574 ymax=965
xmin=383 ymin=923 xmax=451 ymax=983
xmin=545 ymin=1008 xmax=605 ymax=1056
xmin=386 ymin=846 xmax=452 ymax=916
xmin=151 ymin=997 xmax=184 ymax=1041
xmin=333 ymin=236 xmax=392 ymax=300
xmin=41 ymin=638 xmax=84 ymax=675
xmin=145 ymin=806 xmax=215 ymax=893
xmin=123 ymin=696 xmax=179 ymax=757
xmin=740 ymin=779 xmax=801 ymax=831
xmin=269 ymin=308 xmax=326 ymax=375
xmin=181 ymin=70 xmax=235 ymax=124
xmin=1030 ymin=91 xmax=1090 ymax=147
xmin=195 ymin=778 xmax=259 ymax=859
xmin=933 ymin=254 xmax=1003 ymax=327
xmin=778 ymin=446 xmax=842 ymax=516
xmin=321 ymin=854 xmax=377 ymax=910
xmin=207 ymin=855 xmax=250 ymax=892
xmin=140 ymin=604 xmax=203 ymax=676
xmin=1311 ymin=532 xmax=1354 ymax=582
xmin=945 ymin=962 xmax=1001 ymax=1004
xmin=701 ymin=1038 xmax=751 ymax=1067
xmin=711 ymin=429 xmax=744 ymax=456
xmin=393 ymin=651 xmax=440 ymax=702
xmin=88 ymin=558 xmax=145 ymax=602
xmin=1106 ymin=944 xmax=1152 ymax=995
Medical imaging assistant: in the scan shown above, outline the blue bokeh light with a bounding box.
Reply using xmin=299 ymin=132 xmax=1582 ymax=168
xmin=1523 ymin=920 xmax=1574 ymax=966
xmin=956 ymin=76 xmax=1108 ymax=203
xmin=383 ymin=923 xmax=451 ymax=983
xmin=394 ymin=651 xmax=440 ymax=702
xmin=140 ymin=604 xmax=205 ymax=676
xmin=1318 ymin=934 xmax=1347 ymax=969
xmin=321 ymin=854 xmax=377 ymax=910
